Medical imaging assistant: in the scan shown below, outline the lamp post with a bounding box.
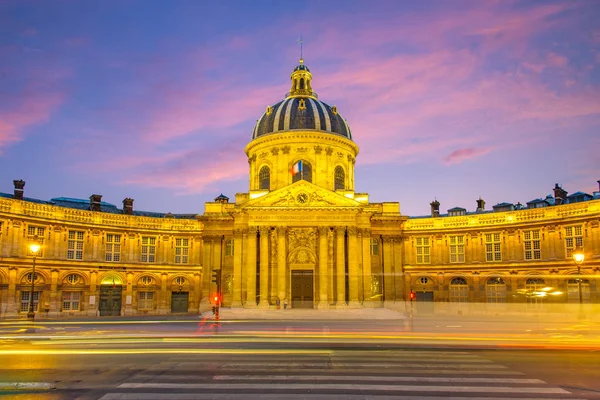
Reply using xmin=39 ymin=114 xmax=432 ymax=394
xmin=27 ymin=236 xmax=41 ymax=321
xmin=573 ymin=247 xmax=585 ymax=305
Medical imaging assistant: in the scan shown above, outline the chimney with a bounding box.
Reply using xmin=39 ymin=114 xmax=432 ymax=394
xmin=13 ymin=179 xmax=25 ymax=200
xmin=214 ymin=193 xmax=229 ymax=204
xmin=430 ymin=199 xmax=440 ymax=218
xmin=553 ymin=183 xmax=568 ymax=205
xmin=89 ymin=194 xmax=102 ymax=212
xmin=476 ymin=197 xmax=485 ymax=212
xmin=123 ymin=198 xmax=134 ymax=215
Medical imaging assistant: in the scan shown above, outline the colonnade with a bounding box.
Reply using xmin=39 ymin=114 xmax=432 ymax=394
xmin=201 ymin=226 xmax=378 ymax=309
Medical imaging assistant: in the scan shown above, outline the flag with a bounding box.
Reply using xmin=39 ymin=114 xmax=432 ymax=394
xmin=291 ymin=160 xmax=303 ymax=175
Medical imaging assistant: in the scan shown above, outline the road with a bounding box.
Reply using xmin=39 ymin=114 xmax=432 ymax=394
xmin=0 ymin=314 xmax=599 ymax=399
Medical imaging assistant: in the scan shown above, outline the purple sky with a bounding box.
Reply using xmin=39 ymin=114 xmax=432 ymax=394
xmin=1 ymin=0 xmax=599 ymax=216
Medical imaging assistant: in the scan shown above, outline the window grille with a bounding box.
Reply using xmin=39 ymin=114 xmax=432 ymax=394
xmin=67 ymin=230 xmax=84 ymax=260
xmin=141 ymin=237 xmax=156 ymax=263
xmin=105 ymin=234 xmax=121 ymax=262
xmin=523 ymin=230 xmax=541 ymax=260
xmin=485 ymin=233 xmax=502 ymax=262
xmin=334 ymin=166 xmax=345 ymax=190
xmin=175 ymin=238 xmax=189 ymax=264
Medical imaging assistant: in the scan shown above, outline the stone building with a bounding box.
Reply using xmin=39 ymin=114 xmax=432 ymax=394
xmin=0 ymin=59 xmax=599 ymax=318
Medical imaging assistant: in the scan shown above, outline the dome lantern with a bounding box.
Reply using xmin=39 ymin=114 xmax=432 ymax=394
xmin=287 ymin=58 xmax=317 ymax=99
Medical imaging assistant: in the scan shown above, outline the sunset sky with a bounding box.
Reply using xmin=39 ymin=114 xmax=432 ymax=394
xmin=1 ymin=0 xmax=599 ymax=216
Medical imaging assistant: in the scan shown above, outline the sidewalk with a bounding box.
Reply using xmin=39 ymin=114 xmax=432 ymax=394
xmin=205 ymin=307 xmax=406 ymax=320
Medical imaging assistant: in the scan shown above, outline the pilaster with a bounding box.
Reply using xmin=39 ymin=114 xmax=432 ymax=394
xmin=245 ymin=227 xmax=257 ymax=308
xmin=259 ymin=227 xmax=270 ymax=308
xmin=232 ymin=229 xmax=244 ymax=307
xmin=317 ymin=226 xmax=329 ymax=309
xmin=335 ymin=226 xmax=346 ymax=308
xmin=347 ymin=226 xmax=360 ymax=307
xmin=277 ymin=227 xmax=287 ymax=303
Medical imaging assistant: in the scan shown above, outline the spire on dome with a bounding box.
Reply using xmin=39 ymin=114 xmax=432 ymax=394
xmin=286 ymin=37 xmax=318 ymax=99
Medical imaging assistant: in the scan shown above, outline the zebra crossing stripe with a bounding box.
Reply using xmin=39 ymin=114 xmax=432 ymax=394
xmin=117 ymin=382 xmax=571 ymax=394
xmin=100 ymin=395 xmax=586 ymax=400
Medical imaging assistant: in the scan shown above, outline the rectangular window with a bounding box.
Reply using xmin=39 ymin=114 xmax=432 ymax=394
xmin=225 ymin=239 xmax=234 ymax=256
xmin=415 ymin=237 xmax=430 ymax=264
xmin=27 ymin=225 xmax=45 ymax=257
xmin=67 ymin=230 xmax=84 ymax=260
xmin=105 ymin=234 xmax=121 ymax=262
xmin=524 ymin=230 xmax=541 ymax=260
xmin=138 ymin=291 xmax=154 ymax=310
xmin=449 ymin=235 xmax=465 ymax=263
xmin=20 ymin=291 xmax=40 ymax=312
xmin=485 ymin=233 xmax=502 ymax=262
xmin=62 ymin=291 xmax=81 ymax=311
xmin=175 ymin=238 xmax=189 ymax=264
xmin=565 ymin=225 xmax=583 ymax=258
xmin=141 ymin=237 xmax=156 ymax=263
xmin=370 ymin=238 xmax=379 ymax=256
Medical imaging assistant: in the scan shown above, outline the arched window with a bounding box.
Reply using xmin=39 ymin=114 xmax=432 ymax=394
xmin=449 ymin=277 xmax=468 ymax=303
xmin=567 ymin=278 xmax=590 ymax=303
xmin=259 ymin=166 xmax=270 ymax=190
xmin=291 ymin=160 xmax=312 ymax=183
xmin=525 ymin=277 xmax=545 ymax=306
xmin=300 ymin=78 xmax=305 ymax=89
xmin=486 ymin=277 xmax=506 ymax=303
xmin=334 ymin=166 xmax=345 ymax=190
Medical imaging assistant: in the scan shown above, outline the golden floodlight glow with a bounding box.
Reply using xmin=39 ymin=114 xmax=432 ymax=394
xmin=573 ymin=249 xmax=584 ymax=264
xmin=29 ymin=242 xmax=41 ymax=255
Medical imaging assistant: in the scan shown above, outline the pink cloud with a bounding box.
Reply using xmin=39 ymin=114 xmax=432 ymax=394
xmin=444 ymin=148 xmax=492 ymax=165
xmin=547 ymin=52 xmax=568 ymax=67
xmin=0 ymin=91 xmax=64 ymax=153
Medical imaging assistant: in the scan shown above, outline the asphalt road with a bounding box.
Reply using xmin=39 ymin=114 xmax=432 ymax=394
xmin=0 ymin=317 xmax=598 ymax=399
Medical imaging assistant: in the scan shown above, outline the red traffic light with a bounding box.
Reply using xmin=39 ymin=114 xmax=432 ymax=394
xmin=409 ymin=291 xmax=416 ymax=300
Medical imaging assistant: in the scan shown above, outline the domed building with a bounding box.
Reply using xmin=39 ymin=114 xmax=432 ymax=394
xmin=0 ymin=58 xmax=598 ymax=318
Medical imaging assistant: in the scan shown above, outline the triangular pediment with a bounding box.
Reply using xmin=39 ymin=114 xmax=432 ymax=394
xmin=243 ymin=181 xmax=362 ymax=209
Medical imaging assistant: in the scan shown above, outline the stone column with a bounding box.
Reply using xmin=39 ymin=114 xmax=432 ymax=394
xmin=392 ymin=237 xmax=404 ymax=302
xmin=200 ymin=237 xmax=213 ymax=309
xmin=277 ymin=227 xmax=287 ymax=303
xmin=317 ymin=227 xmax=329 ymax=309
xmin=259 ymin=227 xmax=270 ymax=309
xmin=347 ymin=227 xmax=360 ymax=307
xmin=88 ymin=270 xmax=98 ymax=316
xmin=192 ymin=272 xmax=201 ymax=312
xmin=328 ymin=229 xmax=334 ymax=304
xmin=5 ymin=267 xmax=18 ymax=316
xmin=362 ymin=230 xmax=373 ymax=307
xmin=245 ymin=228 xmax=257 ymax=308
xmin=48 ymin=269 xmax=60 ymax=317
xmin=159 ymin=272 xmax=168 ymax=314
xmin=124 ymin=272 xmax=134 ymax=316
xmin=336 ymin=227 xmax=346 ymax=308
xmin=232 ymin=229 xmax=243 ymax=307
xmin=382 ymin=236 xmax=394 ymax=305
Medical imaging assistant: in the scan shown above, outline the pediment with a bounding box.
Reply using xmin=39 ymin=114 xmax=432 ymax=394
xmin=243 ymin=181 xmax=361 ymax=209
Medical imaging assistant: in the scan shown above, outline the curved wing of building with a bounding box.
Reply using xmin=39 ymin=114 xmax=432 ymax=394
xmin=0 ymin=59 xmax=598 ymax=318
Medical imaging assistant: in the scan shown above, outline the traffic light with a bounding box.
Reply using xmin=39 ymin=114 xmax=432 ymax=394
xmin=409 ymin=291 xmax=416 ymax=301
xmin=211 ymin=269 xmax=222 ymax=290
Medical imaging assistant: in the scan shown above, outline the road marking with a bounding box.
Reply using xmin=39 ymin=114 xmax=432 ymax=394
xmin=118 ymin=382 xmax=571 ymax=393
xmin=134 ymin=374 xmax=544 ymax=384
xmin=101 ymin=395 xmax=587 ymax=400
xmin=0 ymin=381 xmax=56 ymax=390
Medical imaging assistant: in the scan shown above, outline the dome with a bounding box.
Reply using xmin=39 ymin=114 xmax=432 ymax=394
xmin=251 ymin=59 xmax=352 ymax=141
xmin=252 ymin=97 xmax=352 ymax=140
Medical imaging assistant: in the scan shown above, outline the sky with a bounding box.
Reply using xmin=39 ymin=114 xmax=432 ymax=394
xmin=1 ymin=0 xmax=599 ymax=217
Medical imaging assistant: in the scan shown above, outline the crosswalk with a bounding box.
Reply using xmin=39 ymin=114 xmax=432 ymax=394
xmin=98 ymin=350 xmax=584 ymax=400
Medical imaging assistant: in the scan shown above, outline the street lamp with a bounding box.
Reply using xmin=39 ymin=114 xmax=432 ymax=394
xmin=27 ymin=236 xmax=41 ymax=320
xmin=572 ymin=247 xmax=585 ymax=305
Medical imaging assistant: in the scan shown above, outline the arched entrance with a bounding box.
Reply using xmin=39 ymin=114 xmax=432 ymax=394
xmin=99 ymin=275 xmax=123 ymax=316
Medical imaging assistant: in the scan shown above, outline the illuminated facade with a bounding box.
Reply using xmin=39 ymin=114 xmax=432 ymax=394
xmin=0 ymin=59 xmax=599 ymax=318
